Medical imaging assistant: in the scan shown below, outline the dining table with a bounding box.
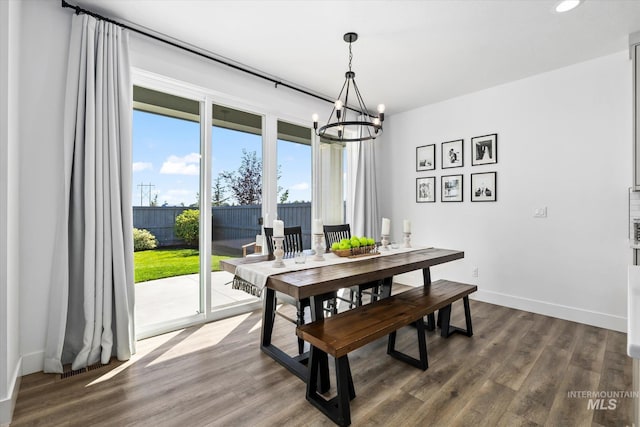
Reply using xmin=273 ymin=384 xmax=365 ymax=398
xmin=220 ymin=246 xmax=464 ymax=388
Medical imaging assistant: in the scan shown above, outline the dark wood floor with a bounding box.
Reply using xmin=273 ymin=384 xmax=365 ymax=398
xmin=11 ymin=293 xmax=633 ymax=426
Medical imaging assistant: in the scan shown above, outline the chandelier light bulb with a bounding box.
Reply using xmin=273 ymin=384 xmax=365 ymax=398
xmin=335 ymin=100 xmax=343 ymax=110
xmin=555 ymin=0 xmax=581 ymax=13
xmin=373 ymin=117 xmax=380 ymax=126
xmin=312 ymin=113 xmax=319 ymax=122
xmin=377 ymin=104 xmax=385 ymax=114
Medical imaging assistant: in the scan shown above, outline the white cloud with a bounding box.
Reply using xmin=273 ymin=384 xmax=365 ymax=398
xmin=160 ymin=153 xmax=200 ymax=175
xmin=132 ymin=162 xmax=152 ymax=172
xmin=289 ymin=182 xmax=309 ymax=191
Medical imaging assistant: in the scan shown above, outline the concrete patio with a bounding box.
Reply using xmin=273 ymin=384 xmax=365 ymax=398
xmin=135 ymin=270 xmax=259 ymax=328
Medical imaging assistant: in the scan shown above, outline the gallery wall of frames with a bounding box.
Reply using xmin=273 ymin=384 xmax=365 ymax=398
xmin=415 ymin=133 xmax=498 ymax=203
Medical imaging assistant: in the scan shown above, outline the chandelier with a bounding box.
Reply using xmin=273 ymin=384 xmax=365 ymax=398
xmin=313 ymin=32 xmax=385 ymax=143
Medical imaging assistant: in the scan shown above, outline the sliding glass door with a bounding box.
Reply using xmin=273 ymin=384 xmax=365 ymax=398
xmin=209 ymin=104 xmax=263 ymax=312
xmin=132 ymin=86 xmax=203 ymax=337
xmin=130 ymin=74 xmax=331 ymax=338
xmin=277 ymin=120 xmax=312 ymax=247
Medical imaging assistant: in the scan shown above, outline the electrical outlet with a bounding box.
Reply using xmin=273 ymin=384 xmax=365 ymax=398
xmin=534 ymin=207 xmax=548 ymax=218
xmin=472 ymin=267 xmax=478 ymax=278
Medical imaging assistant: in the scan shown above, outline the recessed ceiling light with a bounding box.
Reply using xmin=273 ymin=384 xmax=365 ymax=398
xmin=555 ymin=0 xmax=582 ymax=13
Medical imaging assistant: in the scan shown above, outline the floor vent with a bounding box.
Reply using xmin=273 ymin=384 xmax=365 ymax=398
xmin=60 ymin=363 xmax=105 ymax=379
xmin=60 ymin=368 xmax=86 ymax=379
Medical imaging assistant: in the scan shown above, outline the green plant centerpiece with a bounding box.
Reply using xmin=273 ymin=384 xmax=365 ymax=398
xmin=331 ymin=235 xmax=377 ymax=257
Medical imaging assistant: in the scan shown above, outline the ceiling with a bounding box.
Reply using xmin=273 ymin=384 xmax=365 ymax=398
xmin=76 ymin=0 xmax=640 ymax=115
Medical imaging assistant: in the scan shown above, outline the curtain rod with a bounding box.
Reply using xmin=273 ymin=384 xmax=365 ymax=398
xmin=60 ymin=0 xmax=336 ymax=107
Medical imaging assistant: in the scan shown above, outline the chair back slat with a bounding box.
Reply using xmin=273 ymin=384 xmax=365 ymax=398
xmin=264 ymin=226 xmax=304 ymax=258
xmin=323 ymin=224 xmax=351 ymax=250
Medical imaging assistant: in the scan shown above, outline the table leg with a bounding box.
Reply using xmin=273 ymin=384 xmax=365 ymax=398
xmin=422 ymin=267 xmax=432 ymax=286
xmin=261 ymin=288 xmax=276 ymax=347
xmin=422 ymin=267 xmax=436 ymax=331
xmin=260 ymin=287 xmax=308 ymax=381
xmin=310 ymin=293 xmax=332 ymax=393
xmin=379 ymin=276 xmax=393 ymax=298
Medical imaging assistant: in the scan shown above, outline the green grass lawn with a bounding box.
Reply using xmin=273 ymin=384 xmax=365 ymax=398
xmin=134 ymin=248 xmax=233 ymax=283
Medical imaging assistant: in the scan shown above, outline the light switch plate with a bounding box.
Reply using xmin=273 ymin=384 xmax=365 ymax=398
xmin=534 ymin=207 xmax=547 ymax=218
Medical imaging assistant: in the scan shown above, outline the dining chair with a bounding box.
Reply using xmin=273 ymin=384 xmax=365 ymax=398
xmin=323 ymin=224 xmax=383 ymax=308
xmin=323 ymin=224 xmax=352 ymax=250
xmin=264 ymin=226 xmax=334 ymax=354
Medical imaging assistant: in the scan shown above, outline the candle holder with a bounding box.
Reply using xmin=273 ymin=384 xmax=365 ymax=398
xmin=313 ymin=234 xmax=325 ymax=261
xmin=381 ymin=234 xmax=390 ymax=250
xmin=403 ymin=232 xmax=412 ymax=248
xmin=272 ymin=236 xmax=285 ymax=268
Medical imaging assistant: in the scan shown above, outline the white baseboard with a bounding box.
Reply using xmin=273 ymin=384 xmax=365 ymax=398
xmin=470 ymin=288 xmax=626 ymax=333
xmin=0 ymin=357 xmax=22 ymax=426
xmin=21 ymin=350 xmax=43 ymax=376
xmin=394 ymin=280 xmax=626 ymax=333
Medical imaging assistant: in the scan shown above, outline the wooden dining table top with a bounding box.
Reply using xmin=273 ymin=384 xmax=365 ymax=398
xmin=220 ymin=247 xmax=464 ymax=300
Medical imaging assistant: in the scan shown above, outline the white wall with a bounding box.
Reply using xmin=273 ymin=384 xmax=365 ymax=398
xmin=18 ymin=0 xmax=70 ymax=377
xmin=378 ymin=51 xmax=632 ymax=332
xmin=0 ymin=0 xmax=22 ymax=423
xmin=16 ymin=0 xmax=327 ymax=375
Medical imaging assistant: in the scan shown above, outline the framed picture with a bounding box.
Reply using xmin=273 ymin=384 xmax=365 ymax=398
xmin=416 ymin=144 xmax=436 ymax=171
xmin=416 ymin=177 xmax=436 ymax=203
xmin=471 ymin=133 xmax=498 ymax=166
xmin=441 ymin=139 xmax=464 ymax=169
xmin=441 ymin=174 xmax=463 ymax=202
xmin=471 ymin=172 xmax=497 ymax=202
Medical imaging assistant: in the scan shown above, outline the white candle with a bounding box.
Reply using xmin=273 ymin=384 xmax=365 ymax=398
xmin=312 ymin=218 xmax=323 ymax=235
xmin=381 ymin=217 xmax=391 ymax=236
xmin=273 ymin=219 xmax=284 ymax=237
xmin=403 ymin=220 xmax=411 ymax=233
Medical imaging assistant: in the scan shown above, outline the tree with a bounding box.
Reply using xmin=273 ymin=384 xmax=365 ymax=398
xmin=220 ymin=149 xmax=287 ymax=205
xmin=221 ymin=149 xmax=262 ymax=205
xmin=212 ymin=175 xmax=229 ymax=206
xmin=279 ymin=189 xmax=289 ymax=204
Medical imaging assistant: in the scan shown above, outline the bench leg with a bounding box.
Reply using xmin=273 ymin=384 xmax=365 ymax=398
xmin=387 ymin=321 xmax=428 ymax=371
xmin=463 ymin=296 xmax=473 ymax=336
xmin=306 ymin=346 xmax=354 ymax=427
xmin=439 ymin=296 xmax=474 ymax=338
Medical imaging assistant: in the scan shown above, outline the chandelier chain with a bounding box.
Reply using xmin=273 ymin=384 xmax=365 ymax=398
xmin=348 ymin=42 xmax=353 ymax=72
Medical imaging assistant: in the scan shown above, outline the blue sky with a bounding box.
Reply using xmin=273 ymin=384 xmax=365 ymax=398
xmin=132 ymin=110 xmax=311 ymax=206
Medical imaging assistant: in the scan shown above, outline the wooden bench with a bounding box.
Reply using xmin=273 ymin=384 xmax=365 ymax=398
xmin=296 ymin=279 xmax=477 ymax=426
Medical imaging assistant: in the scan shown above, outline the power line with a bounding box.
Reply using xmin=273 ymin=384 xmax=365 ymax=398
xmin=137 ymin=182 xmax=155 ymax=206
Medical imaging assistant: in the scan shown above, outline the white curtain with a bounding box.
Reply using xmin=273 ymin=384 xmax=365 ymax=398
xmin=347 ymin=140 xmax=380 ymax=239
xmin=44 ymin=14 xmax=135 ymax=373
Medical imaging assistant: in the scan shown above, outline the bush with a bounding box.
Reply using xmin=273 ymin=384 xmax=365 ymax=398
xmin=133 ymin=228 xmax=158 ymax=251
xmin=175 ymin=209 xmax=200 ymax=246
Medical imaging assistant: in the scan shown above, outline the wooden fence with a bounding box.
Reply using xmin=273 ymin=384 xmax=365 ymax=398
xmin=133 ymin=203 xmax=312 ymax=254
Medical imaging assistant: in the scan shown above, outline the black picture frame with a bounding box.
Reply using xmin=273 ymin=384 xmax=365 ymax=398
xmin=416 ymin=144 xmax=436 ymax=171
xmin=471 ymin=172 xmax=497 ymax=202
xmin=441 ymin=174 xmax=463 ymax=202
xmin=471 ymin=133 xmax=498 ymax=166
xmin=441 ymin=139 xmax=464 ymax=169
xmin=416 ymin=177 xmax=436 ymax=203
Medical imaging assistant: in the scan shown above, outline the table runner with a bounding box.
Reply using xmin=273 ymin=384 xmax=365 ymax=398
xmin=232 ymin=246 xmax=430 ymax=297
